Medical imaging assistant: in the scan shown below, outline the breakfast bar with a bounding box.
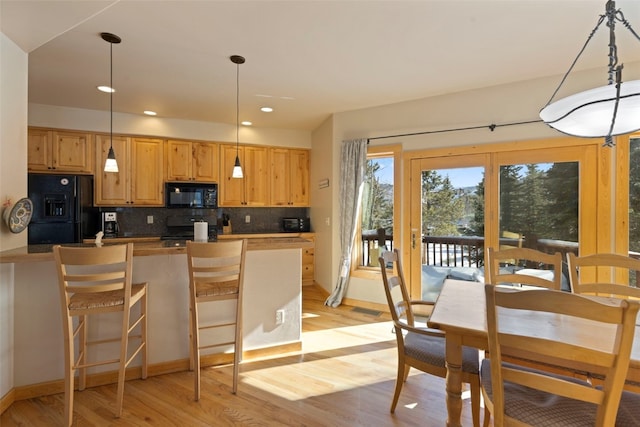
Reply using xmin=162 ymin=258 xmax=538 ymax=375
xmin=0 ymin=237 xmax=312 ymax=400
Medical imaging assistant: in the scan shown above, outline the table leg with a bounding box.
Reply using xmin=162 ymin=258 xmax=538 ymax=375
xmin=445 ymin=333 xmax=463 ymax=427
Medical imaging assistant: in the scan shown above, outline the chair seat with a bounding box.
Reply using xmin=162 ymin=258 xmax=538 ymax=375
xmin=196 ymin=280 xmax=239 ymax=298
xmin=69 ymin=283 xmax=147 ymax=310
xmin=406 ymin=331 xmax=479 ymax=374
xmin=481 ymin=359 xmax=599 ymax=427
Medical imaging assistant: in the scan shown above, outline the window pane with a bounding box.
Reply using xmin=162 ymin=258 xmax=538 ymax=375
xmin=359 ymin=156 xmax=394 ymax=267
xmin=499 ymin=162 xmax=579 ymax=262
xmin=421 ymin=167 xmax=484 ymax=301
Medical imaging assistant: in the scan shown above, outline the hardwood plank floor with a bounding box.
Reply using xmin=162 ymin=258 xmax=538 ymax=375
xmin=1 ymin=285 xmax=481 ymax=426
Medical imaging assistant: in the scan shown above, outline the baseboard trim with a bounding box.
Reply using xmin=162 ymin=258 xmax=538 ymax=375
xmin=1 ymin=340 xmax=301 ymax=413
xmin=340 ymin=297 xmax=388 ymax=314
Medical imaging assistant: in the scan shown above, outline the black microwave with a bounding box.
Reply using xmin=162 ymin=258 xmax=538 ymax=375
xmin=165 ymin=182 xmax=217 ymax=208
xmin=282 ymin=217 xmax=310 ymax=233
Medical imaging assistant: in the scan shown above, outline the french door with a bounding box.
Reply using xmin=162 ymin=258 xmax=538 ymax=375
xmin=407 ymin=144 xmax=598 ymax=299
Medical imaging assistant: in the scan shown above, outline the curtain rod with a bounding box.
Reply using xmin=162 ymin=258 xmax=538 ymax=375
xmin=367 ymin=119 xmax=543 ymax=142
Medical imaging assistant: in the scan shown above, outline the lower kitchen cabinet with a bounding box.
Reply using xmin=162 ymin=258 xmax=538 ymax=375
xmin=301 ymin=233 xmax=315 ymax=285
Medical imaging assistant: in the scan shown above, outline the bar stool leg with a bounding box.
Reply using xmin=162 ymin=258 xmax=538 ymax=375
xmin=78 ymin=316 xmax=87 ymax=391
xmin=141 ymin=292 xmax=148 ymax=379
xmin=191 ymin=298 xmax=201 ymax=401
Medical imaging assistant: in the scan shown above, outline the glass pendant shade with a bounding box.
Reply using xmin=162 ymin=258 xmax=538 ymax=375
xmin=539 ymin=0 xmax=640 ymax=145
xmin=540 ymin=80 xmax=640 ymax=137
xmin=104 ymin=145 xmax=119 ymax=172
xmin=232 ymin=155 xmax=243 ymax=178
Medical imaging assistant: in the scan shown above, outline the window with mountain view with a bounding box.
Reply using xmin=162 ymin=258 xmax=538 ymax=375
xmin=354 ymin=146 xmax=398 ymax=272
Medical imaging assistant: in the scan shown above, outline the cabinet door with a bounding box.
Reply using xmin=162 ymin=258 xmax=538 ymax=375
xmin=28 ymin=129 xmax=52 ymax=171
xmin=220 ymin=144 xmax=245 ymax=206
xmin=193 ymin=142 xmax=218 ymax=182
xmin=131 ymin=138 xmax=164 ymax=205
xmin=166 ymin=139 xmax=192 ymax=181
xmin=270 ymin=148 xmax=290 ymax=206
xmin=53 ymin=131 xmax=93 ymax=173
xmin=244 ymin=146 xmax=269 ymax=206
xmin=95 ymin=134 xmax=130 ymax=206
xmin=289 ymin=149 xmax=310 ymax=206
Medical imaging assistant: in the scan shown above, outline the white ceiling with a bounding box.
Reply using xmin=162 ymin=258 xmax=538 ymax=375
xmin=2 ymin=0 xmax=640 ymax=131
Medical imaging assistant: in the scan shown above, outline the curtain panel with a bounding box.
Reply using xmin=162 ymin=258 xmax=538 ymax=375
xmin=325 ymin=138 xmax=368 ymax=308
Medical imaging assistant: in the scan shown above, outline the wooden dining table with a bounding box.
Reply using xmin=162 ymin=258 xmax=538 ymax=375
xmin=427 ymin=279 xmax=640 ymax=427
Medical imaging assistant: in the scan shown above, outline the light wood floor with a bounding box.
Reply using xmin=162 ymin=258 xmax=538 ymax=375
xmin=1 ymin=285 xmax=480 ymax=426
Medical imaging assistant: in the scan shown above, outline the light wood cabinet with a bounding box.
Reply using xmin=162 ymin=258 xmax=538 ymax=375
xmin=28 ymin=128 xmax=94 ymax=173
xmin=301 ymin=234 xmax=315 ymax=286
xmin=270 ymin=148 xmax=310 ymax=206
xmin=165 ymin=139 xmax=218 ymax=182
xmin=95 ymin=135 xmax=164 ymax=206
xmin=220 ymin=144 xmax=269 ymax=206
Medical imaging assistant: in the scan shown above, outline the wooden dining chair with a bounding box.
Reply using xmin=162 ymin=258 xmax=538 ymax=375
xmin=486 ymin=247 xmax=564 ymax=290
xmin=379 ymin=249 xmax=481 ymax=426
xmin=187 ymin=239 xmax=247 ymax=400
xmin=482 ymin=284 xmax=640 ymax=426
xmin=53 ymin=243 xmax=148 ymax=426
xmin=567 ymin=252 xmax=640 ymax=299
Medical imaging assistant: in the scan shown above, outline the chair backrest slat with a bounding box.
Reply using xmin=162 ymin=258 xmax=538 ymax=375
xmin=379 ymin=250 xmax=414 ymax=326
xmin=486 ymin=247 xmax=563 ymax=290
xmin=54 ymin=244 xmax=133 ymax=298
xmin=567 ymin=252 xmax=640 ymax=299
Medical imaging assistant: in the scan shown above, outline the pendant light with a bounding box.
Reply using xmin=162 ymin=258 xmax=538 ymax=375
xmin=102 ymin=32 xmax=121 ymax=172
xmin=539 ymin=0 xmax=640 ymax=147
xmin=231 ymin=55 xmax=245 ymax=179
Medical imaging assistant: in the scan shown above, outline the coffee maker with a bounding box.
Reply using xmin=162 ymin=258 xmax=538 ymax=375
xmin=102 ymin=212 xmax=119 ymax=237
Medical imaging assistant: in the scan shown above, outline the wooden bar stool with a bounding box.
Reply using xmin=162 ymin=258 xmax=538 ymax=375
xmin=186 ymin=239 xmax=247 ymax=400
xmin=53 ymin=243 xmax=148 ymax=426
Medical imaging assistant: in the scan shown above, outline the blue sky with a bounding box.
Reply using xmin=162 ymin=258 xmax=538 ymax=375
xmin=442 ymin=167 xmax=484 ymax=188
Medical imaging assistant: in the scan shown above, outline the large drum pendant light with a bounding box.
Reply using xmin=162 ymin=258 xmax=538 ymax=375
xmin=231 ymin=55 xmax=245 ymax=179
xmin=539 ymin=0 xmax=640 ymax=147
xmin=101 ymin=32 xmax=121 ymax=172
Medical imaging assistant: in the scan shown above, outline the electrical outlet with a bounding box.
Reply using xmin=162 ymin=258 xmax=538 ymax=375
xmin=147 ymin=215 xmax=154 ymax=224
xmin=275 ymin=309 xmax=285 ymax=325
xmin=245 ymin=215 xmax=251 ymax=223
xmin=325 ymin=217 xmax=330 ymax=226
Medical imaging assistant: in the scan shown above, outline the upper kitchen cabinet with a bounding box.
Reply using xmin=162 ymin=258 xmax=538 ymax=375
xmin=28 ymin=128 xmax=94 ymax=173
xmin=95 ymin=135 xmax=164 ymax=206
xmin=220 ymin=144 xmax=269 ymax=206
xmin=270 ymin=148 xmax=310 ymax=207
xmin=165 ymin=139 xmax=219 ymax=182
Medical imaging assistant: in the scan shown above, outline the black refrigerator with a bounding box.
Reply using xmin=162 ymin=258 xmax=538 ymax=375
xmin=28 ymin=174 xmax=99 ymax=244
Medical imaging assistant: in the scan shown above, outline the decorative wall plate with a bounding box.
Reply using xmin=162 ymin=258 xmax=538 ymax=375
xmin=3 ymin=197 xmax=33 ymax=233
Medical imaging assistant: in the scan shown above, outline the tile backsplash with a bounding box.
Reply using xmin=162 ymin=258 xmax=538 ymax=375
xmin=98 ymin=206 xmax=310 ymax=237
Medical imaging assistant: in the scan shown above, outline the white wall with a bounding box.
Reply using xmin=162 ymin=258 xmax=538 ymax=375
xmin=310 ymin=116 xmax=334 ymax=293
xmin=1 ymin=34 xmax=28 ymax=250
xmin=0 ymin=30 xmax=28 ymax=401
xmin=328 ymin=61 xmax=640 ymax=305
xmin=28 ymin=103 xmax=311 ymax=149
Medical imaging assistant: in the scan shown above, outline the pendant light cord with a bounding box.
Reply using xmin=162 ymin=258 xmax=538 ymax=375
xmin=110 ymin=39 xmax=114 ymax=150
xmin=236 ymin=59 xmax=239 ymax=156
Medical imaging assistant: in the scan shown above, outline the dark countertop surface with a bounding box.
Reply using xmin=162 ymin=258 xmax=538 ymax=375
xmin=0 ymin=233 xmax=314 ymax=264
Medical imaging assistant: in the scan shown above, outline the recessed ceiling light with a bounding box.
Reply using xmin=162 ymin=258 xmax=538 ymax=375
xmin=143 ymin=110 xmax=157 ymax=116
xmin=97 ymin=85 xmax=114 ymax=93
xmin=241 ymin=121 xmax=252 ymax=126
xmin=261 ymin=107 xmax=273 ymax=113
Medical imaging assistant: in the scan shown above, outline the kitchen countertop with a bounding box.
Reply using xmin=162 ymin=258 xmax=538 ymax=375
xmin=0 ymin=234 xmax=314 ymax=264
